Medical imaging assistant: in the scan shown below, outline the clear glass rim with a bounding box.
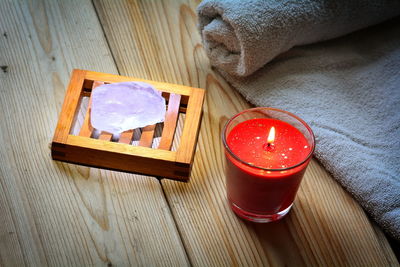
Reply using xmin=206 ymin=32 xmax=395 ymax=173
xmin=222 ymin=107 xmax=315 ymax=171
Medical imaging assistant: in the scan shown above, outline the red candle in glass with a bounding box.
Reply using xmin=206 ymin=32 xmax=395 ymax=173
xmin=222 ymin=108 xmax=315 ymax=222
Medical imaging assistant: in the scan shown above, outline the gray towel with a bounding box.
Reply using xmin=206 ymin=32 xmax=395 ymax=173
xmin=198 ymin=0 xmax=400 ymax=77
xmin=198 ymin=0 xmax=400 ymax=240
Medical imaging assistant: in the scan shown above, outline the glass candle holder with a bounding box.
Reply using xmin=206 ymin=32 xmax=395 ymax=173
xmin=222 ymin=107 xmax=315 ymax=222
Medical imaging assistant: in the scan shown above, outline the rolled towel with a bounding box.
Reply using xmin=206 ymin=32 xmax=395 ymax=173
xmin=198 ymin=0 xmax=400 ymax=77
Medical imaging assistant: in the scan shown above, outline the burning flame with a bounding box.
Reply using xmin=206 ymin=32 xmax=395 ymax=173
xmin=267 ymin=127 xmax=275 ymax=144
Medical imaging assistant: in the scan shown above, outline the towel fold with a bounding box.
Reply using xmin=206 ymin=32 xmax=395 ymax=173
xmin=198 ymin=0 xmax=400 ymax=240
xmin=198 ymin=0 xmax=400 ymax=77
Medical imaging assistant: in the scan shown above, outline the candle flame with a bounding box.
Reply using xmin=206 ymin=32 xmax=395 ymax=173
xmin=267 ymin=127 xmax=275 ymax=144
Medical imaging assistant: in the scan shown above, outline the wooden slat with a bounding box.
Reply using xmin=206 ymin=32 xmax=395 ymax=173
xmin=85 ymin=70 xmax=192 ymax=96
xmin=175 ymin=89 xmax=204 ymax=163
xmin=158 ymin=93 xmax=181 ymax=150
xmin=56 ymin=135 xmax=188 ymax=180
xmin=138 ymin=125 xmax=157 ymax=147
xmin=98 ymin=132 xmax=112 ymax=141
xmin=52 ymin=69 xmax=86 ymax=143
xmin=0 ymin=1 xmax=189 ymax=266
xmin=94 ymin=0 xmax=398 ymax=266
xmin=77 ymin=97 xmax=93 ymax=137
xmin=79 ymin=81 xmax=104 ymax=137
xmin=66 ymin=135 xmax=177 ymax=161
xmin=136 ymin=91 xmax=162 ymax=147
xmin=118 ymin=130 xmax=134 ymax=144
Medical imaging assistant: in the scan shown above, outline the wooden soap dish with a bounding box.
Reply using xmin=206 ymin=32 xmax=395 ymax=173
xmin=51 ymin=69 xmax=205 ymax=181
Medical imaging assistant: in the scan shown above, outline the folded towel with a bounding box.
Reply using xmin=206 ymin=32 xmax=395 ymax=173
xmin=198 ymin=1 xmax=400 ymax=240
xmin=198 ymin=0 xmax=400 ymax=77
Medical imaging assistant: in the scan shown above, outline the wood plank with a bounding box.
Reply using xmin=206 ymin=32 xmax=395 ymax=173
xmin=0 ymin=0 xmax=188 ymax=266
xmin=158 ymin=93 xmax=181 ymax=150
xmin=93 ymin=0 xmax=398 ymax=266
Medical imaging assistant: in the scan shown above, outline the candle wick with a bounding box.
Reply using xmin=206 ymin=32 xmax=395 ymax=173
xmin=263 ymin=142 xmax=275 ymax=152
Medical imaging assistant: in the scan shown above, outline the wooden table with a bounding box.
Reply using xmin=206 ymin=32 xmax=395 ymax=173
xmin=0 ymin=0 xmax=397 ymax=266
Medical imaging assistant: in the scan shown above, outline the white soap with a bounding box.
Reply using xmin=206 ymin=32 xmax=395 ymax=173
xmin=91 ymin=82 xmax=166 ymax=134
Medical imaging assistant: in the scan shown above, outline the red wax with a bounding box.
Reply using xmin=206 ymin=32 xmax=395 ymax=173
xmin=226 ymin=118 xmax=311 ymax=215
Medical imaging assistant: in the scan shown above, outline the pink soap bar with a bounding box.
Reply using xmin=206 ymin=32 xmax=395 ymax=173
xmin=91 ymin=82 xmax=166 ymax=134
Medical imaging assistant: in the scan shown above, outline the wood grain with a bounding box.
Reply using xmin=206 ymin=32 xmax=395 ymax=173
xmin=93 ymin=0 xmax=399 ymax=266
xmin=0 ymin=0 xmax=188 ymax=266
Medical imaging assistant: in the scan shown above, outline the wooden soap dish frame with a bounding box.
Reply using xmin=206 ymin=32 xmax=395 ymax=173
xmin=51 ymin=69 xmax=205 ymax=181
